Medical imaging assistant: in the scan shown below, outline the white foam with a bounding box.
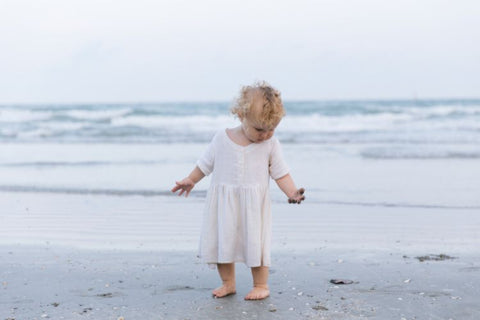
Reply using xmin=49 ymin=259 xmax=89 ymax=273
xmin=9 ymin=122 xmax=88 ymax=139
xmin=65 ymin=108 xmax=132 ymax=120
xmin=0 ymin=109 xmax=52 ymax=123
xmin=111 ymin=115 xmax=237 ymax=131
xmin=109 ymin=113 xmax=420 ymax=133
xmin=39 ymin=121 xmax=88 ymax=131
xmin=280 ymin=113 xmax=413 ymax=133
xmin=17 ymin=128 xmax=54 ymax=138
xmin=0 ymin=128 xmax=17 ymax=137
xmin=371 ymin=104 xmax=480 ymax=117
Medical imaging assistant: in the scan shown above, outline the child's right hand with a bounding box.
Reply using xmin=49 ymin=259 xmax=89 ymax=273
xmin=171 ymin=178 xmax=195 ymax=197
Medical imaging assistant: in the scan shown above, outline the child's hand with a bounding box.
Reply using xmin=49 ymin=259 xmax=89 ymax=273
xmin=171 ymin=178 xmax=195 ymax=197
xmin=288 ymin=188 xmax=305 ymax=204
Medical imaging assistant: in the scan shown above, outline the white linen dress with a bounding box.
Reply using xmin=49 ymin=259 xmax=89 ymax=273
xmin=196 ymin=129 xmax=289 ymax=267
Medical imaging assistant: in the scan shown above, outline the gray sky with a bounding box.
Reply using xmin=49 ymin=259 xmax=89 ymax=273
xmin=1 ymin=0 xmax=479 ymax=103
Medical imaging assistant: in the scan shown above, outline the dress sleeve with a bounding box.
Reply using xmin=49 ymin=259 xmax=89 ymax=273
xmin=196 ymin=132 xmax=217 ymax=176
xmin=269 ymin=137 xmax=289 ymax=180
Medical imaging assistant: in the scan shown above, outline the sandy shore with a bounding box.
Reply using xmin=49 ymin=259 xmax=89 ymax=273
xmin=1 ymin=192 xmax=479 ymax=319
xmin=1 ymin=246 xmax=479 ymax=320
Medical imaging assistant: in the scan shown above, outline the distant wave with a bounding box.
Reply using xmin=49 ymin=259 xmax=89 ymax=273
xmin=0 ymin=185 xmax=207 ymax=198
xmin=0 ymin=160 xmax=167 ymax=167
xmin=1 ymin=185 xmax=478 ymax=210
xmin=360 ymin=147 xmax=480 ymax=159
xmin=300 ymin=199 xmax=480 ymax=210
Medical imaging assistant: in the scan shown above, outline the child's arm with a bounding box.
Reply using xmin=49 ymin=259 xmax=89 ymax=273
xmin=275 ymin=174 xmax=305 ymax=204
xmin=171 ymin=166 xmax=205 ymax=197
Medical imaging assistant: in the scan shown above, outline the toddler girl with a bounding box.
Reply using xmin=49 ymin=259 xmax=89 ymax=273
xmin=171 ymin=81 xmax=305 ymax=300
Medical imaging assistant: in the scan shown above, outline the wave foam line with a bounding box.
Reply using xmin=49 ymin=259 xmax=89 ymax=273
xmin=360 ymin=150 xmax=480 ymax=159
xmin=0 ymin=185 xmax=206 ymax=198
xmin=308 ymin=200 xmax=480 ymax=210
xmin=0 ymin=160 xmax=167 ymax=167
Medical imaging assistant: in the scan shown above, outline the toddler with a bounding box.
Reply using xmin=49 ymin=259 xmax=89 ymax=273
xmin=171 ymin=81 xmax=305 ymax=300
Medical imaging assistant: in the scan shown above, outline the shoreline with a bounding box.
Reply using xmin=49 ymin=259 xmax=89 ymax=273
xmin=1 ymin=192 xmax=479 ymax=253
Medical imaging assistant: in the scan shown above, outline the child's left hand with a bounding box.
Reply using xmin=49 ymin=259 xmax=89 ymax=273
xmin=288 ymin=188 xmax=305 ymax=204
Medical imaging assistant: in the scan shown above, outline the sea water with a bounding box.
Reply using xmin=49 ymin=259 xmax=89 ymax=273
xmin=1 ymin=100 xmax=480 ymax=147
xmin=1 ymin=100 xmax=479 ymax=209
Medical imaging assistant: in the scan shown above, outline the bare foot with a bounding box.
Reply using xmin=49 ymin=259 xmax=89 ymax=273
xmin=244 ymin=286 xmax=270 ymax=300
xmin=212 ymin=284 xmax=236 ymax=298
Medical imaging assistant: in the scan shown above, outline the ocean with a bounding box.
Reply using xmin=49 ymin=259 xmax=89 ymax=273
xmin=1 ymin=100 xmax=480 ymax=149
xmin=1 ymin=100 xmax=479 ymax=209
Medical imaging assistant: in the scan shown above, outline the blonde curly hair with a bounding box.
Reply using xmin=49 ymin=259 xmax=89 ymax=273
xmin=231 ymin=81 xmax=285 ymax=128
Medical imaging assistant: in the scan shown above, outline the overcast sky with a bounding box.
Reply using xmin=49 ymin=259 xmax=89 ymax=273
xmin=0 ymin=0 xmax=479 ymax=103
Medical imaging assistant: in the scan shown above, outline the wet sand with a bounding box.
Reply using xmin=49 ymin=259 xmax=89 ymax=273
xmin=1 ymin=192 xmax=479 ymax=319
xmin=1 ymin=246 xmax=479 ymax=320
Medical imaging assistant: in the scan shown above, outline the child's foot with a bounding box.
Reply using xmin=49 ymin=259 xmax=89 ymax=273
xmin=212 ymin=284 xmax=236 ymax=298
xmin=244 ymin=286 xmax=270 ymax=300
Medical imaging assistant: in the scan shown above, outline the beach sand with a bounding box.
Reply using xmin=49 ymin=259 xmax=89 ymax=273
xmin=1 ymin=192 xmax=479 ymax=319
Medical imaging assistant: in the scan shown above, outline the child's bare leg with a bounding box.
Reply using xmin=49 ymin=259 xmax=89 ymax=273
xmin=245 ymin=266 xmax=270 ymax=300
xmin=212 ymin=263 xmax=236 ymax=298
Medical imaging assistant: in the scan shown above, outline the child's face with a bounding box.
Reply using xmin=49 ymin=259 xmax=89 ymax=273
xmin=241 ymin=95 xmax=279 ymax=143
xmin=241 ymin=117 xmax=277 ymax=143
